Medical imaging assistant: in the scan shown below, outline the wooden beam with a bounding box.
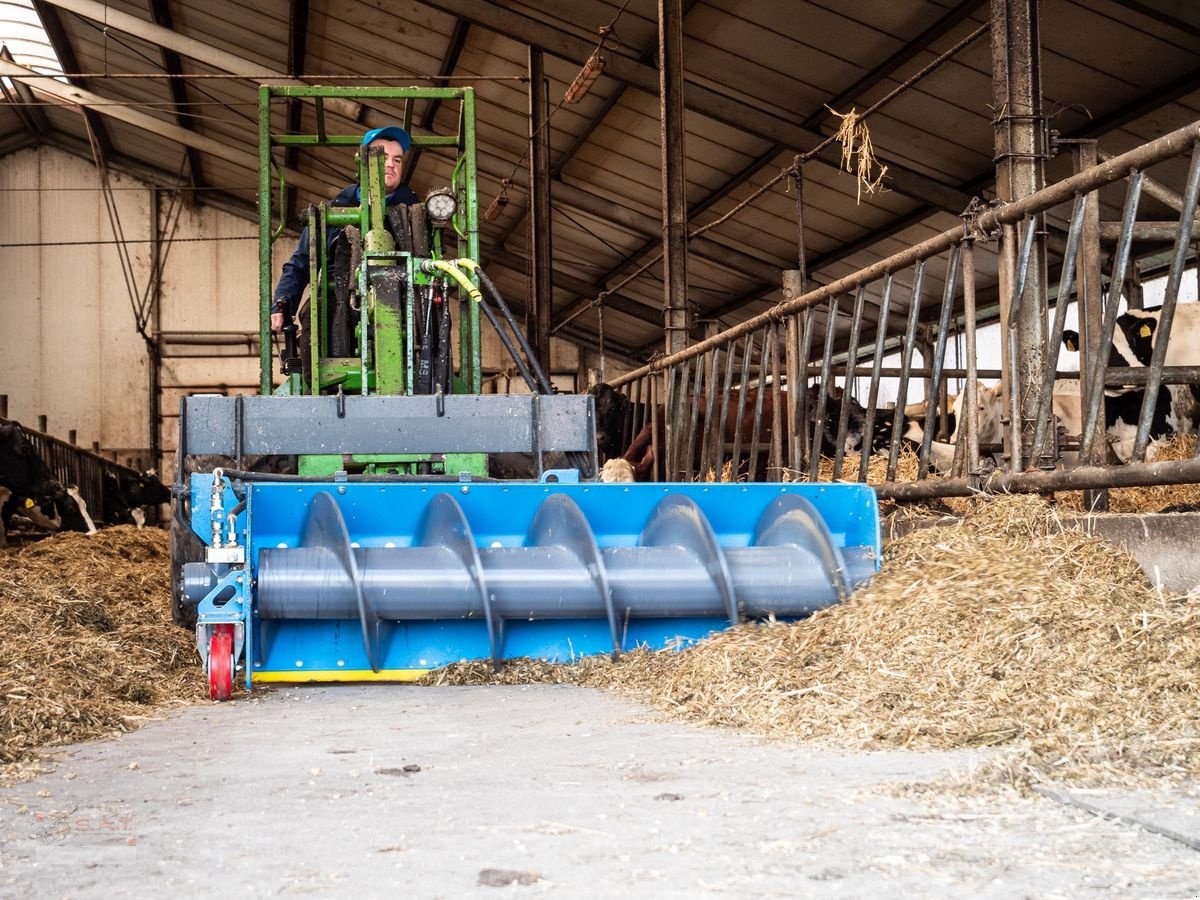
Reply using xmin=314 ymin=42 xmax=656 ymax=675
xmin=0 ymin=57 xmax=340 ymax=199
xmin=147 ymin=0 xmax=204 ymax=186
xmin=402 ymin=17 xmax=470 ymax=184
xmin=284 ymin=0 xmax=310 ymax=228
xmin=0 ymin=46 xmax=51 ymax=135
xmin=30 ymin=0 xmax=114 ymax=163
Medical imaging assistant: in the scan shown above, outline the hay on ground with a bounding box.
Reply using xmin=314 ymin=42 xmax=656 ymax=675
xmin=0 ymin=527 xmax=205 ymax=778
xmin=424 ymin=494 xmax=1200 ymax=790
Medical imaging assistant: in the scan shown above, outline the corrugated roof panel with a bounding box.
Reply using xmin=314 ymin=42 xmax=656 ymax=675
xmin=4 ymin=0 xmax=1199 ymax=365
xmin=164 ymin=0 xmax=289 ymax=68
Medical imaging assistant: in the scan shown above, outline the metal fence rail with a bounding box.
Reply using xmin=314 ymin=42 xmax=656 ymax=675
xmin=606 ymin=119 xmax=1200 ymax=498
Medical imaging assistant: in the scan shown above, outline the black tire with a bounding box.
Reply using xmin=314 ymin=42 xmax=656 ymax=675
xmin=169 ymin=486 xmax=205 ymax=630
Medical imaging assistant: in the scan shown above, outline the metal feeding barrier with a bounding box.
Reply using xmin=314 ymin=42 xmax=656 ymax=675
xmin=607 ymin=119 xmax=1200 ymax=504
xmin=0 ymin=415 xmax=154 ymax=525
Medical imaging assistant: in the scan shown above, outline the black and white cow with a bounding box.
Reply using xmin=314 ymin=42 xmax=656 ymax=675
xmin=1106 ymin=304 xmax=1200 ymax=434
xmin=908 ymin=375 xmax=1176 ymax=472
xmin=102 ymin=469 xmax=172 ymax=527
xmin=0 ymin=422 xmax=97 ymax=546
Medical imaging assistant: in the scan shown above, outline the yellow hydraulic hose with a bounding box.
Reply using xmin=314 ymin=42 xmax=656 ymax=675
xmin=422 ymin=259 xmax=482 ymax=304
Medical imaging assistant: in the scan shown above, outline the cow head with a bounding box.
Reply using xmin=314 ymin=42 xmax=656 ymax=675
xmin=588 ymin=383 xmax=630 ymax=463
xmin=950 ymin=382 xmax=1005 ymax=445
xmin=806 ymin=384 xmax=867 ymax=456
xmin=122 ymin=471 xmax=172 ymax=507
xmin=1114 ymin=310 xmax=1158 ymax=366
xmin=0 ymin=422 xmax=58 ymax=497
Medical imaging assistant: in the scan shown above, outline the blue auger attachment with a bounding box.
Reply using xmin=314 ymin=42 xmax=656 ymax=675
xmin=180 ymin=476 xmax=881 ymax=691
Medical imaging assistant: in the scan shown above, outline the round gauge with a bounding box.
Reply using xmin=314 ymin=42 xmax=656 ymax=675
xmin=425 ymin=188 xmax=457 ymax=224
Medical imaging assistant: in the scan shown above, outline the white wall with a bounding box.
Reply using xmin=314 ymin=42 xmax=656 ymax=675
xmin=0 ymin=147 xmax=282 ymax=470
xmin=0 ymin=146 xmax=155 ymax=454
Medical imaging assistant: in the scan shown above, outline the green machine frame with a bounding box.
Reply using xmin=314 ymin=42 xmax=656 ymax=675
xmin=255 ymin=86 xmax=484 ymax=476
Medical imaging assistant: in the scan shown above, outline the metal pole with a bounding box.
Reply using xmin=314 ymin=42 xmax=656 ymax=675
xmin=258 ymin=85 xmax=273 ymax=395
xmin=148 ymin=187 xmax=163 ymax=475
xmin=527 ymin=46 xmax=552 ymax=373
xmin=991 ymin=0 xmax=1047 ymax=463
xmin=879 ymin=457 xmax=1200 ymax=501
xmin=659 ymin=0 xmax=688 ymax=358
xmin=961 ymin=239 xmax=980 ymax=482
xmin=782 ymin=269 xmax=803 ymax=472
xmin=1075 ymin=141 xmax=1107 ymax=508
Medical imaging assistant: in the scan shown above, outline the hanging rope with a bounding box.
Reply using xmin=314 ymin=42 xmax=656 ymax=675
xmin=83 ymin=110 xmax=188 ymax=343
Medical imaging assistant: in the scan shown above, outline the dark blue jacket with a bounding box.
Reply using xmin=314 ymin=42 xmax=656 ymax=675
xmin=272 ymin=183 xmax=420 ymax=315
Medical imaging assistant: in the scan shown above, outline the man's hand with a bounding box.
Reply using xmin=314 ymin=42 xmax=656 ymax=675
xmin=271 ymin=310 xmax=285 ymax=333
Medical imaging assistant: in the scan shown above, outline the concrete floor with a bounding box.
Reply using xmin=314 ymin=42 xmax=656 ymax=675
xmin=1 ymin=684 xmax=1198 ymax=899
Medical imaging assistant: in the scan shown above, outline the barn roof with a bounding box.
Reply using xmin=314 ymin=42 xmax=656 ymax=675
xmin=1 ymin=0 xmax=1198 ymax=363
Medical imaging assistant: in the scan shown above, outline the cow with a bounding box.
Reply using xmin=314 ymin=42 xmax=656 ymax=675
xmin=907 ymin=377 xmax=1176 ymax=473
xmin=808 ymin=386 xmax=928 ymax=459
xmin=0 ymin=422 xmax=97 ymax=545
xmin=588 ymin=383 xmax=630 ymax=464
xmin=1100 ymin=304 xmax=1200 ymax=435
xmin=102 ymin=469 xmax=172 ymax=527
xmin=806 ymin=385 xmax=866 ymax=457
xmin=613 ymin=407 xmax=664 ymax=482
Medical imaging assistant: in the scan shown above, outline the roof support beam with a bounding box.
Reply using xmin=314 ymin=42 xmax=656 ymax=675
xmin=31 ymin=0 xmax=113 ymax=162
xmin=402 ymin=17 xmax=470 ymax=184
xmin=0 ymin=57 xmax=340 ymax=199
xmin=284 ymin=0 xmax=310 ymax=228
xmin=0 ymin=47 xmax=51 ymax=136
xmin=551 ymin=0 xmax=987 ymax=337
xmin=147 ymin=0 xmax=204 ymax=187
xmin=417 ymin=0 xmax=972 ymax=212
xmin=1109 ymin=0 xmax=1200 ymax=41
xmin=35 ymin=0 xmax=365 ymax=122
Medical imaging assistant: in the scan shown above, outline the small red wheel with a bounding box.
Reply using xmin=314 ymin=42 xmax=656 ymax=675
xmin=208 ymin=624 xmax=235 ymax=701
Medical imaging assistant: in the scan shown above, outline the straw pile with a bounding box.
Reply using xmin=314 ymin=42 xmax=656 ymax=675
xmin=0 ymin=527 xmax=205 ymax=778
xmin=423 ymin=494 xmax=1200 ymax=790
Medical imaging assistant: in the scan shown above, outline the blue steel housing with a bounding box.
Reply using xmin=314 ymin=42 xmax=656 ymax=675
xmin=185 ymin=474 xmax=881 ymax=688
